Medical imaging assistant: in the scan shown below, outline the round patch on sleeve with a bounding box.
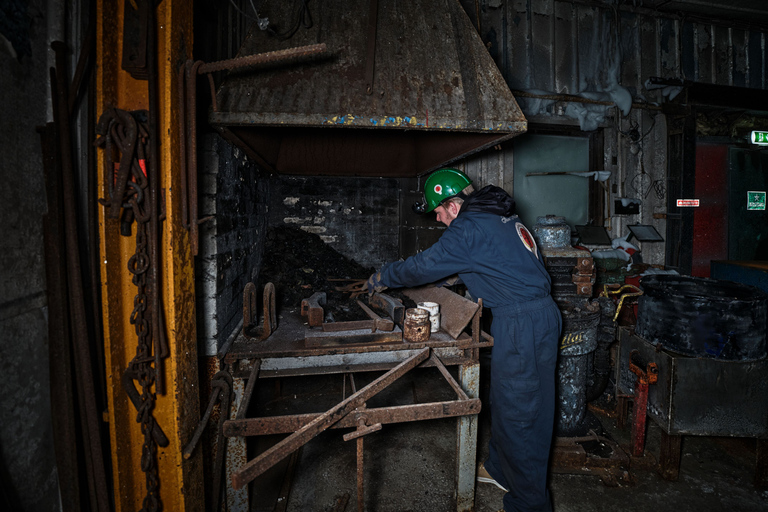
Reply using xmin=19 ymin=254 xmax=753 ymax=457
xmin=516 ymin=222 xmax=537 ymax=254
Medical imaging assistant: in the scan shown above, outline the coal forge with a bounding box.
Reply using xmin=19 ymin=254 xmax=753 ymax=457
xmin=259 ymin=226 xmax=415 ymax=322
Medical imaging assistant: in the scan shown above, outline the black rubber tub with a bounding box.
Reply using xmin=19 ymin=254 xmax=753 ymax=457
xmin=636 ymin=275 xmax=767 ymax=361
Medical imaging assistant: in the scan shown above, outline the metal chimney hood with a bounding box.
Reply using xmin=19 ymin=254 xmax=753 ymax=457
xmin=209 ymin=0 xmax=527 ymax=177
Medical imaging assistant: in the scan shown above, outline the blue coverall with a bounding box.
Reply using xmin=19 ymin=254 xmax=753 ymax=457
xmin=378 ymin=186 xmax=562 ymax=512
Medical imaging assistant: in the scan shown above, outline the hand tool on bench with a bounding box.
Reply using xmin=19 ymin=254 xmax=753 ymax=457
xmin=356 ymin=299 xmax=394 ymax=331
xmin=334 ymin=279 xmax=368 ymax=298
xmin=300 ymin=292 xmax=326 ymax=327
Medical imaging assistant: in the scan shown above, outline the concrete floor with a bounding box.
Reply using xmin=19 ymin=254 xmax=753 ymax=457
xmin=248 ymin=349 xmax=768 ymax=512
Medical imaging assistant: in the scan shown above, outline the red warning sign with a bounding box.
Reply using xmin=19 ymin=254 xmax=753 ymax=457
xmin=676 ymin=199 xmax=700 ymax=207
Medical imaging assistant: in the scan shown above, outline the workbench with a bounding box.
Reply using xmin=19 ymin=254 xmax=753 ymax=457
xmin=219 ymin=296 xmax=486 ymax=512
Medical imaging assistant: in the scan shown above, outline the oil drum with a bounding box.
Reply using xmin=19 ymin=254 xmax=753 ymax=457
xmin=637 ymin=275 xmax=767 ymax=361
xmin=555 ymin=299 xmax=600 ymax=436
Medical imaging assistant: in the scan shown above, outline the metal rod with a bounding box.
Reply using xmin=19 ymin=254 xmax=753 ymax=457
xmin=197 ymin=43 xmax=327 ymax=74
xmin=428 ymin=353 xmax=469 ymax=401
xmin=224 ymin=398 xmax=481 ymax=437
xmin=236 ymin=360 xmax=261 ymax=420
xmin=177 ymin=63 xmax=189 ymax=230
xmin=356 ymin=434 xmax=365 ymax=512
xmin=67 ymin=14 xmax=95 ymax=115
xmin=39 ymin=121 xmax=82 ymax=512
xmin=230 ymin=348 xmax=430 ymax=489
xmin=510 ymin=89 xmax=663 ymax=111
xmin=146 ymin=0 xmax=163 ymax=395
xmin=52 ymin=42 xmax=110 ymax=512
xmin=185 ymin=60 xmax=203 ymax=255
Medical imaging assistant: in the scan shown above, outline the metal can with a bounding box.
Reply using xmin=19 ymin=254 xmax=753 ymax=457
xmin=403 ymin=308 xmax=430 ymax=342
xmin=417 ymin=301 xmax=441 ymax=332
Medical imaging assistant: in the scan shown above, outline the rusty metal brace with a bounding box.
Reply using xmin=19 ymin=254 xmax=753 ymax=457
xmin=341 ymin=373 xmax=381 ymax=512
xmin=243 ymin=282 xmax=276 ymax=340
xmin=628 ymin=350 xmax=658 ymax=457
xmin=343 ymin=408 xmax=382 ymax=512
xmin=230 ymin=348 xmax=430 ymax=490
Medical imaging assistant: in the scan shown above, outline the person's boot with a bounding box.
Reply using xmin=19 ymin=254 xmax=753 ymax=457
xmin=476 ymin=462 xmax=508 ymax=492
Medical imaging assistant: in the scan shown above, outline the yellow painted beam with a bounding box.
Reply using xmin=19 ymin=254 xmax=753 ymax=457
xmin=96 ymin=1 xmax=203 ymax=510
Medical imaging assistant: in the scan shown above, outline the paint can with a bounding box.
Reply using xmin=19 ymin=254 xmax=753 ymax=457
xmin=417 ymin=301 xmax=440 ymax=332
xmin=403 ymin=308 xmax=430 ymax=342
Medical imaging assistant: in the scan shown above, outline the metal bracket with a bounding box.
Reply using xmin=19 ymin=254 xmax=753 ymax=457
xmin=243 ymin=282 xmax=277 ymax=340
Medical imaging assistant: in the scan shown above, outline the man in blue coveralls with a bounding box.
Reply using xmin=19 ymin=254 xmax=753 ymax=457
xmin=367 ymin=168 xmax=562 ymax=512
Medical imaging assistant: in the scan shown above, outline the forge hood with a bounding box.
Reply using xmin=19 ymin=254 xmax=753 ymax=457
xmin=459 ymin=185 xmax=516 ymax=217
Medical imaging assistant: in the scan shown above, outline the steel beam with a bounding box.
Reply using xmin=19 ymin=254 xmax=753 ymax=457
xmin=96 ymin=1 xmax=202 ymax=510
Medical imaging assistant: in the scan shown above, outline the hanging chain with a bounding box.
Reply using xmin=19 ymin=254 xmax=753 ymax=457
xmin=96 ymin=108 xmax=162 ymax=512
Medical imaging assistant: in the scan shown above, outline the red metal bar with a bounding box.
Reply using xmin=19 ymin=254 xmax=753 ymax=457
xmin=629 ymin=353 xmax=658 ymax=457
xmin=631 ymin=378 xmax=650 ymax=457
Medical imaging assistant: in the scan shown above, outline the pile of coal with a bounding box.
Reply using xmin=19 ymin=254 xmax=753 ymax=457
xmin=259 ymin=226 xmax=415 ymax=321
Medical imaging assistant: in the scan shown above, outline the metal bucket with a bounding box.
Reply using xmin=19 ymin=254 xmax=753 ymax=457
xmin=556 ymin=299 xmax=600 ymax=436
xmin=637 ymin=275 xmax=767 ymax=361
xmin=403 ymin=308 xmax=430 ymax=342
xmin=533 ymin=215 xmax=571 ymax=249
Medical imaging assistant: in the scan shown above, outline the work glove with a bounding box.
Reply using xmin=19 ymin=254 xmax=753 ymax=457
xmin=367 ymin=272 xmax=387 ymax=296
xmin=436 ymin=274 xmax=461 ymax=287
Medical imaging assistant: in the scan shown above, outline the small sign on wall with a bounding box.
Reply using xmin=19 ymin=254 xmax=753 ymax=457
xmin=747 ymin=191 xmax=766 ymax=211
xmin=676 ymin=199 xmax=700 ymax=207
xmin=751 ymin=131 xmax=768 ymax=145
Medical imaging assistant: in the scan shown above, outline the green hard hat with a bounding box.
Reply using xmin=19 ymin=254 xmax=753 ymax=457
xmin=422 ymin=168 xmax=473 ymax=212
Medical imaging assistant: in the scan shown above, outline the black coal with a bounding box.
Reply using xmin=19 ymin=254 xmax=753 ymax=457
xmin=259 ymin=226 xmax=415 ymax=322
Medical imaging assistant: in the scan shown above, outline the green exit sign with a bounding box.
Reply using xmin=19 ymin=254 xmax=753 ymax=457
xmin=748 ymin=191 xmax=766 ymax=210
xmin=751 ymin=131 xmax=768 ymax=144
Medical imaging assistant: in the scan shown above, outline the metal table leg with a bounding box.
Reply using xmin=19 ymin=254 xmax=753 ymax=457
xmin=456 ymin=362 xmax=480 ymax=512
xmin=227 ymin=374 xmax=250 ymax=512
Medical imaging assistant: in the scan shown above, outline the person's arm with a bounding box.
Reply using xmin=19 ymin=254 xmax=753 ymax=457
xmin=378 ymin=221 xmax=473 ymax=289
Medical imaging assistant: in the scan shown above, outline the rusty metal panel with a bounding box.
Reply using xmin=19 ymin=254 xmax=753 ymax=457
xmin=554 ymin=1 xmax=577 ymax=95
xmin=576 ymin=4 xmax=598 ymax=95
xmin=476 ymin=1 xmax=768 ymax=114
xmin=619 ymin=11 xmax=640 ymax=90
xmin=659 ymin=17 xmax=680 ymax=79
xmin=530 ymin=0 xmax=554 ymax=91
xmin=682 ymin=20 xmax=697 ymax=79
xmin=732 ymin=28 xmax=748 ymax=87
xmin=506 ymin=0 xmax=531 ymax=91
xmin=695 ymin=22 xmax=714 ymax=82
xmin=210 ymin=0 xmax=527 ymax=177
xmin=748 ymin=31 xmax=764 ymax=88
xmin=640 ymin=15 xmax=660 ymax=83
xmin=714 ymin=25 xmax=733 ymax=85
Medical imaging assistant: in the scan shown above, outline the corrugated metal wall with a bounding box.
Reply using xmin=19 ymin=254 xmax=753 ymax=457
xmin=458 ymin=0 xmax=768 ymax=266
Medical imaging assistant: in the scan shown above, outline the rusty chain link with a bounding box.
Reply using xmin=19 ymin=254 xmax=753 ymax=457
xmin=95 ymin=108 xmax=163 ymax=512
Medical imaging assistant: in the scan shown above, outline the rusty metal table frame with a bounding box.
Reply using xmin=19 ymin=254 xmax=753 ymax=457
xmin=219 ymin=308 xmax=486 ymax=512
